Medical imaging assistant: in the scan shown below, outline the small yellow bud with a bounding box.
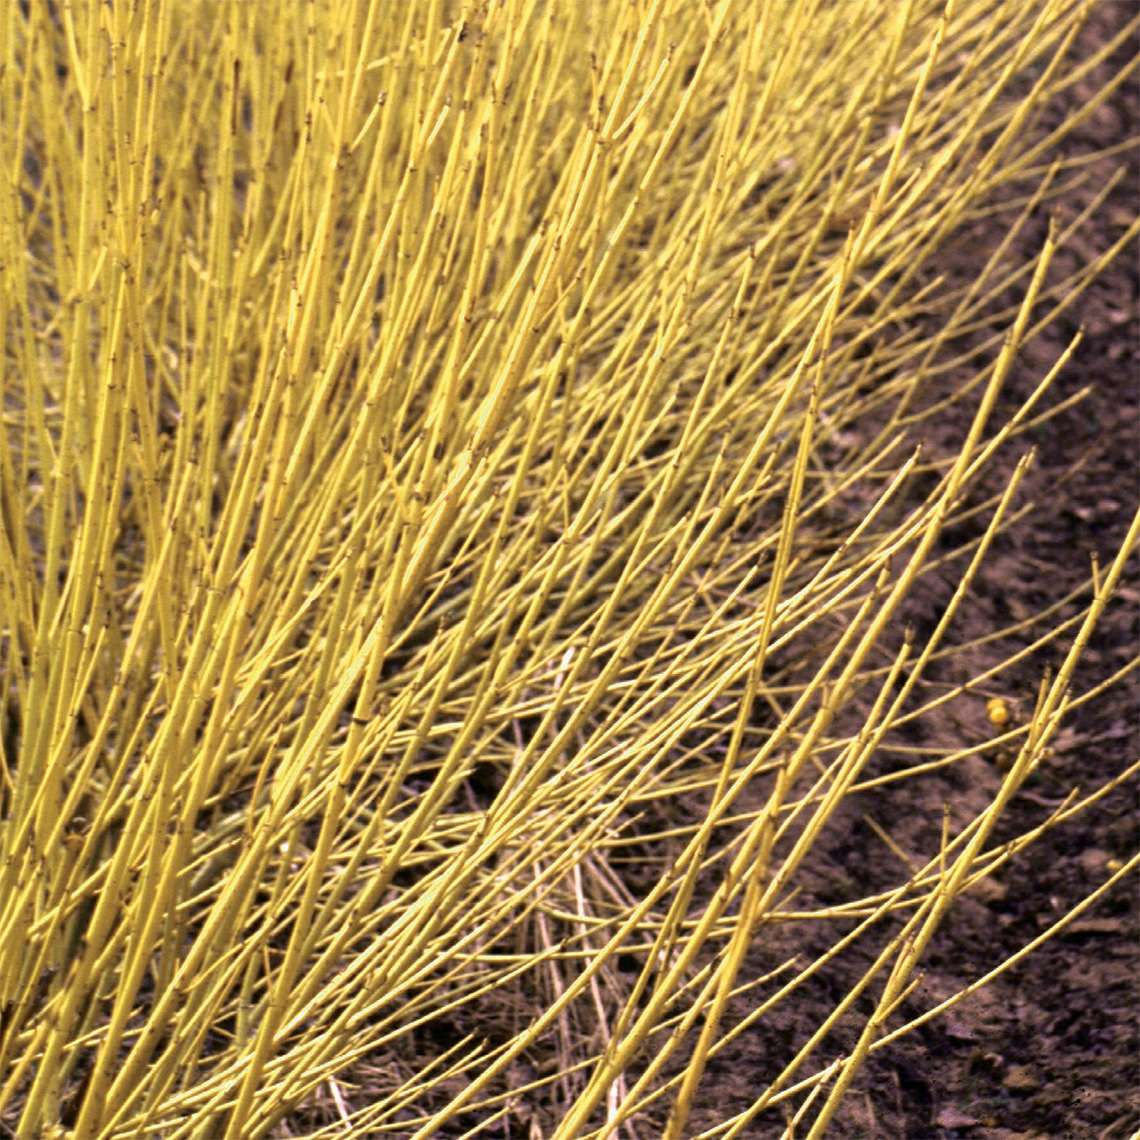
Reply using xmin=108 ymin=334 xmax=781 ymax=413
xmin=986 ymin=697 xmax=1010 ymax=728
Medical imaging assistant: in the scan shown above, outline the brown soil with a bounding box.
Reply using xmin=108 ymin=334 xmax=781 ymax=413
xmin=686 ymin=9 xmax=1139 ymax=1138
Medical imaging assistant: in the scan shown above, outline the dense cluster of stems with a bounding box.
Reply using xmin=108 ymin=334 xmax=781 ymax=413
xmin=0 ymin=1 xmax=1136 ymax=1135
